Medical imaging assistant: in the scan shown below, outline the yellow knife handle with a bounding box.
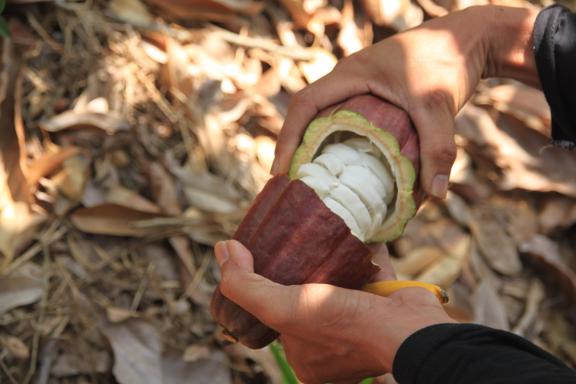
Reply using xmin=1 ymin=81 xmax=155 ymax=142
xmin=362 ymin=280 xmax=449 ymax=304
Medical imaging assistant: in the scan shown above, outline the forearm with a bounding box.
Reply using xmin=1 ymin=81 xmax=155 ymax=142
xmin=484 ymin=6 xmax=541 ymax=88
xmin=392 ymin=324 xmax=576 ymax=384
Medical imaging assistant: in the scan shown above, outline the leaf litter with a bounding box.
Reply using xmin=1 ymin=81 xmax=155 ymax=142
xmin=0 ymin=0 xmax=575 ymax=383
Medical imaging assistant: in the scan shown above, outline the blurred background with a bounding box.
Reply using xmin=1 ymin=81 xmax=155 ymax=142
xmin=0 ymin=0 xmax=575 ymax=383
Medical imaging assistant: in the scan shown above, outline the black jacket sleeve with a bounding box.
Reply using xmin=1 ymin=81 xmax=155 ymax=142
xmin=392 ymin=324 xmax=576 ymax=384
xmin=533 ymin=4 xmax=576 ymax=149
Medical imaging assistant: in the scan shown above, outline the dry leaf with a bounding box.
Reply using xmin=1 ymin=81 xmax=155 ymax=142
xmin=254 ymin=136 xmax=276 ymax=172
xmin=416 ymin=230 xmax=471 ymax=287
xmin=512 ymin=279 xmax=545 ymax=336
xmin=0 ymin=334 xmax=29 ymax=360
xmin=107 ymin=307 xmax=140 ymax=323
xmin=70 ymin=204 xmax=170 ymax=237
xmin=298 ymin=49 xmax=337 ymax=83
xmin=476 ymin=83 xmax=551 ymax=135
xmin=27 ymin=146 xmax=80 ymax=187
xmin=470 ymin=203 xmax=522 ymax=276
xmin=338 ymin=0 xmax=370 ymax=56
xmin=110 ymin=0 xmax=154 ymax=26
xmin=40 ymin=111 xmax=130 ymax=135
xmin=457 ymin=105 xmax=576 ymax=197
xmin=473 ymin=279 xmax=509 ymax=330
xmin=183 ymin=345 xmax=211 ymax=362
xmin=0 ymin=38 xmax=29 ymax=206
xmin=538 ymin=196 xmax=576 ymax=234
xmin=224 ymin=344 xmax=283 ymax=384
xmin=0 ymin=201 xmax=45 ymax=266
xmin=147 ymin=0 xmax=264 ymax=22
xmin=520 ymin=235 xmax=576 ymax=304
xmin=52 ymin=350 xmax=111 ymax=377
xmin=161 ymin=351 xmax=231 ymax=384
xmin=53 ymin=154 xmax=91 ymax=202
xmin=0 ymin=274 xmax=43 ymax=315
xmin=148 ymin=162 xmax=180 ymax=215
xmin=106 ymin=185 xmax=162 ymax=214
xmin=361 ymin=0 xmax=423 ymax=30
xmin=102 ymin=320 xmax=163 ymax=384
xmin=392 ymin=246 xmax=444 ymax=277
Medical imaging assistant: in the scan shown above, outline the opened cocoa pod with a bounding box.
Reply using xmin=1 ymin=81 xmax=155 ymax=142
xmin=211 ymin=94 xmax=420 ymax=349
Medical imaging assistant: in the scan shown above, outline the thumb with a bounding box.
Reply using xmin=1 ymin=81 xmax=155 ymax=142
xmin=410 ymin=101 xmax=456 ymax=200
xmin=216 ymin=240 xmax=295 ymax=330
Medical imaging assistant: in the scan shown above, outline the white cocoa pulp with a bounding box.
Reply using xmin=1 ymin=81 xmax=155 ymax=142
xmin=296 ymin=137 xmax=396 ymax=241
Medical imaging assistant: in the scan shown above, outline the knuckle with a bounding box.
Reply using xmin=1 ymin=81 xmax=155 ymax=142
xmin=421 ymin=89 xmax=454 ymax=114
xmin=425 ymin=141 xmax=457 ymax=166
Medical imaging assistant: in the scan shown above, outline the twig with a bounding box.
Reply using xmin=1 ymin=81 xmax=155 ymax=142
xmin=5 ymin=224 xmax=67 ymax=275
xmin=22 ymin=245 xmax=51 ymax=384
xmin=34 ymin=339 xmax=56 ymax=384
xmin=133 ymin=66 xmax=179 ymax=123
xmin=26 ymin=12 xmax=65 ymax=54
xmin=512 ymin=279 xmax=545 ymax=336
xmin=416 ymin=0 xmax=448 ymax=17
xmin=211 ymin=28 xmax=317 ymax=61
xmin=131 ymin=264 xmax=152 ymax=311
xmin=0 ymin=355 xmax=19 ymax=384
xmin=184 ymin=251 xmax=212 ymax=298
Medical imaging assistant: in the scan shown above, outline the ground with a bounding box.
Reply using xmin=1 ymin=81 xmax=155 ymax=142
xmin=0 ymin=0 xmax=575 ymax=383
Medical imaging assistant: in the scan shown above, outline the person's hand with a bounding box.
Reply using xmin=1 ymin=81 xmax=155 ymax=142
xmin=215 ymin=240 xmax=455 ymax=384
xmin=272 ymin=5 xmax=539 ymax=199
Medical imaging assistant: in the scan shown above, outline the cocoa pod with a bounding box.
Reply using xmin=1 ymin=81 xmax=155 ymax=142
xmin=211 ymin=95 xmax=419 ymax=349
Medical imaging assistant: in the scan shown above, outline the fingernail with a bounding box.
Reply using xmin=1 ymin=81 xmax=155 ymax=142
xmin=270 ymin=157 xmax=279 ymax=174
xmin=214 ymin=241 xmax=229 ymax=267
xmin=431 ymin=174 xmax=449 ymax=199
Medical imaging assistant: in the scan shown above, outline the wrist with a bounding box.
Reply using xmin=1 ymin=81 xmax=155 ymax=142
xmin=368 ymin=291 xmax=456 ymax=372
xmin=484 ymin=5 xmax=541 ymax=87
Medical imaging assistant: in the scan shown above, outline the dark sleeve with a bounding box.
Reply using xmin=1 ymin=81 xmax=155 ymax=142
xmin=533 ymin=5 xmax=576 ymax=149
xmin=392 ymin=323 xmax=576 ymax=384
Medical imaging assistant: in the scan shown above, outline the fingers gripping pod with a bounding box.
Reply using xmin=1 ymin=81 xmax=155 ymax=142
xmin=363 ymin=280 xmax=449 ymax=304
xmin=212 ymin=96 xmax=435 ymax=349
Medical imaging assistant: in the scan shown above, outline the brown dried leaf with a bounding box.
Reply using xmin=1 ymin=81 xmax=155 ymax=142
xmin=147 ymin=0 xmax=264 ymax=22
xmin=416 ymin=237 xmax=470 ymax=287
xmin=392 ymin=246 xmax=444 ymax=277
xmin=40 ymin=111 xmax=130 ymax=135
xmin=0 ymin=274 xmax=43 ymax=315
xmin=53 ymin=154 xmax=91 ymax=202
xmin=361 ymin=0 xmax=423 ymax=30
xmin=520 ymin=235 xmax=576 ymax=304
xmin=52 ymin=350 xmax=111 ymax=377
xmin=0 ymin=334 xmax=29 ymax=360
xmin=298 ymin=49 xmax=337 ymax=84
xmin=224 ymin=344 xmax=283 ymax=384
xmin=1 ymin=39 xmax=29 ymax=205
xmin=470 ymin=203 xmax=522 ymax=276
xmin=27 ymin=146 xmax=80 ymax=187
xmin=444 ymin=191 xmax=473 ymax=228
xmin=102 ymin=320 xmax=163 ymax=384
xmin=70 ymin=204 xmax=170 ymax=237
xmin=148 ymin=162 xmax=180 ymax=215
xmin=473 ymin=279 xmax=509 ymax=330
xmin=107 ymin=307 xmax=139 ymax=323
xmin=338 ymin=0 xmax=370 ymax=56
xmin=457 ymin=105 xmax=576 ymax=197
xmin=254 ymin=136 xmax=276 ymax=172
xmin=109 ymin=0 xmax=154 ymax=26
xmin=183 ymin=345 xmax=211 ymax=362
xmin=0 ymin=201 xmax=45 ymax=266
xmin=106 ymin=185 xmax=162 ymax=214
xmin=161 ymin=351 xmax=231 ymax=384
xmin=476 ymin=83 xmax=550 ymax=135
xmin=538 ymin=196 xmax=576 ymax=234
